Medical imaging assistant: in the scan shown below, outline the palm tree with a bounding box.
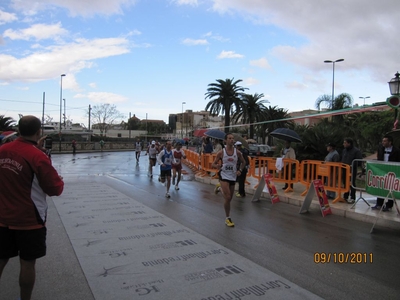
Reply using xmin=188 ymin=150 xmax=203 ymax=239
xmin=315 ymin=93 xmax=354 ymax=122
xmin=205 ymin=78 xmax=248 ymax=133
xmin=232 ymin=93 xmax=268 ymax=139
xmin=0 ymin=115 xmax=16 ymax=131
xmin=260 ymin=106 xmax=292 ymax=145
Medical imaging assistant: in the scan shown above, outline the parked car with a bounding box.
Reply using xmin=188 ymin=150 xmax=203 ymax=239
xmin=248 ymin=144 xmax=274 ymax=157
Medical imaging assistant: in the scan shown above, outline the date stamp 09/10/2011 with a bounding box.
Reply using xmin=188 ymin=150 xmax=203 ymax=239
xmin=314 ymin=252 xmax=373 ymax=264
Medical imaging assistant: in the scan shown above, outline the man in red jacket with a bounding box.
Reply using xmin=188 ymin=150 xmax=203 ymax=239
xmin=0 ymin=115 xmax=64 ymax=300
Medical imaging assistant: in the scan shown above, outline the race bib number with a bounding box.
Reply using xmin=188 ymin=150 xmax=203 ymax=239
xmin=175 ymin=158 xmax=181 ymax=164
xmin=224 ymin=165 xmax=234 ymax=171
xmin=164 ymin=157 xmax=172 ymax=165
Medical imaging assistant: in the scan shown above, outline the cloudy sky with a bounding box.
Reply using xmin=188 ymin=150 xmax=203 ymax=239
xmin=0 ymin=0 xmax=399 ymax=127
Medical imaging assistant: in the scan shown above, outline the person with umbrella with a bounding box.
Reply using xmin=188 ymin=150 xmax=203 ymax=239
xmin=202 ymin=137 xmax=213 ymax=154
xmin=213 ymin=139 xmax=224 ymax=153
xmin=212 ymin=133 xmax=246 ymax=227
xmin=281 ymin=140 xmax=296 ymax=190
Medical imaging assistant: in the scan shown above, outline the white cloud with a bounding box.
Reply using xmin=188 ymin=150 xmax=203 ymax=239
xmin=127 ymin=29 xmax=141 ymax=36
xmin=182 ymin=38 xmax=208 ymax=46
xmin=203 ymin=31 xmax=229 ymax=42
xmin=3 ymin=22 xmax=68 ymax=41
xmin=0 ymin=9 xmax=18 ymax=24
xmin=89 ymin=82 xmax=97 ymax=88
xmin=10 ymin=0 xmax=137 ymax=17
xmin=0 ymin=37 xmax=130 ymax=83
xmin=74 ymin=92 xmax=128 ymax=103
xmin=244 ymin=77 xmax=259 ymax=86
xmin=210 ymin=35 xmax=230 ymax=43
xmin=217 ymin=50 xmax=244 ymax=59
xmin=211 ymin=0 xmax=400 ymax=82
xmin=285 ymin=81 xmax=308 ymax=90
xmin=172 ymin=0 xmax=198 ymax=6
xmin=250 ymin=57 xmax=271 ymax=70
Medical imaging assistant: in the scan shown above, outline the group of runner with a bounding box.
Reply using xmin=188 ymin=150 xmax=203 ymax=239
xmin=144 ymin=140 xmax=186 ymax=198
xmin=144 ymin=133 xmax=246 ymax=228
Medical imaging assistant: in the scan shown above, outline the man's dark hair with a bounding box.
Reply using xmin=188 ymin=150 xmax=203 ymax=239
xmin=383 ymin=135 xmax=393 ymax=144
xmin=18 ymin=116 xmax=41 ymax=136
xmin=224 ymin=133 xmax=234 ymax=140
xmin=344 ymin=137 xmax=354 ymax=147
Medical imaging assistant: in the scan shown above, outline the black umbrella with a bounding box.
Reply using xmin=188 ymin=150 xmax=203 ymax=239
xmin=204 ymin=129 xmax=226 ymax=140
xmin=270 ymin=128 xmax=302 ymax=143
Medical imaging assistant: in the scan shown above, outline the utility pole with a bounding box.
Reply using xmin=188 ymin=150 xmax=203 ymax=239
xmin=129 ymin=112 xmax=131 ymax=139
xmin=88 ymin=104 xmax=91 ymax=142
xmin=42 ymin=92 xmax=45 ymax=136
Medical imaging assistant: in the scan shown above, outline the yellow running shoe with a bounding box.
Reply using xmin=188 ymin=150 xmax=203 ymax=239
xmin=225 ymin=217 xmax=235 ymax=227
xmin=214 ymin=183 xmax=221 ymax=194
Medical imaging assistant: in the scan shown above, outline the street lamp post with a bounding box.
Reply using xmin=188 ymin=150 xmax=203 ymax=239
xmin=145 ymin=113 xmax=148 ymax=145
xmin=359 ymin=96 xmax=370 ymax=106
xmin=388 ymin=72 xmax=400 ymax=96
xmin=324 ymin=59 xmax=344 ymax=102
xmin=59 ymin=74 xmax=66 ymax=152
xmin=181 ymin=102 xmax=186 ymax=138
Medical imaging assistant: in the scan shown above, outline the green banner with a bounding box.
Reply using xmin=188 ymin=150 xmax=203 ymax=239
xmin=366 ymin=162 xmax=400 ymax=198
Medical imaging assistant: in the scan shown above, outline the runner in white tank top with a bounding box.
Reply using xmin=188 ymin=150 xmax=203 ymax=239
xmin=220 ymin=148 xmax=238 ymax=182
xmin=212 ymin=133 xmax=245 ymax=227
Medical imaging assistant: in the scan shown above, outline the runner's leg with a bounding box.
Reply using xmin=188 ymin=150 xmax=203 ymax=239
xmin=176 ymin=168 xmax=182 ymax=186
xmin=19 ymin=258 xmax=36 ymax=300
xmin=220 ymin=181 xmax=233 ymax=217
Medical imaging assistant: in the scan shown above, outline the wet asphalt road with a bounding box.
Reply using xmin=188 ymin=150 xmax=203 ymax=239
xmin=2 ymin=151 xmax=400 ymax=300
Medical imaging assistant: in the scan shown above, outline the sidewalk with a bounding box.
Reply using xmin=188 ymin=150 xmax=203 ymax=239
xmin=194 ymin=173 xmax=400 ymax=230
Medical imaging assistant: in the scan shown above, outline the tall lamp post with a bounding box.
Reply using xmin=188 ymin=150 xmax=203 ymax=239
xmin=59 ymin=74 xmax=66 ymax=152
xmin=359 ymin=96 xmax=370 ymax=106
xmin=181 ymin=101 xmax=186 ymax=138
xmin=324 ymin=58 xmax=344 ymax=102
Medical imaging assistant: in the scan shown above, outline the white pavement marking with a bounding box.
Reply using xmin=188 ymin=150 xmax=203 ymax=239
xmin=54 ymin=181 xmax=322 ymax=300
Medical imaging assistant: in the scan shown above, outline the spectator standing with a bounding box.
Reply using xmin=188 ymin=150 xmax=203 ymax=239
xmin=372 ymin=135 xmax=400 ymax=211
xmin=213 ymin=139 xmax=223 ymax=153
xmin=202 ymin=137 xmax=213 ymax=154
xmin=325 ymin=142 xmax=340 ymax=199
xmin=99 ymin=140 xmax=105 ymax=151
xmin=0 ymin=116 xmax=64 ymax=300
xmin=235 ymin=141 xmax=250 ymax=198
xmin=281 ymin=140 xmax=296 ymax=190
xmin=71 ymin=139 xmax=77 ymax=154
xmin=341 ymin=137 xmax=363 ymax=203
